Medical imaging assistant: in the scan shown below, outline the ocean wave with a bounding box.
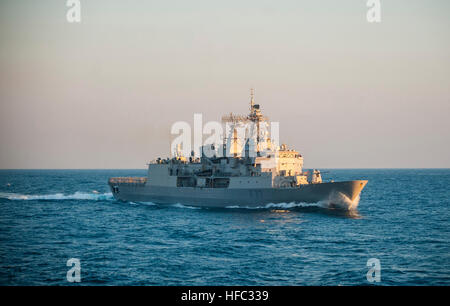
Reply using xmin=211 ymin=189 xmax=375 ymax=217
xmin=0 ymin=191 xmax=114 ymax=201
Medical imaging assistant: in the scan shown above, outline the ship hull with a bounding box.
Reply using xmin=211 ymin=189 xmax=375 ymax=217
xmin=109 ymin=180 xmax=368 ymax=210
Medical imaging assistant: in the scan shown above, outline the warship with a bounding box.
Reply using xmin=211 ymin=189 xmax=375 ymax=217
xmin=109 ymin=91 xmax=367 ymax=210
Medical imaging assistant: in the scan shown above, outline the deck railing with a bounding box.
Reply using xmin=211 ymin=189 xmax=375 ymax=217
xmin=108 ymin=177 xmax=147 ymax=185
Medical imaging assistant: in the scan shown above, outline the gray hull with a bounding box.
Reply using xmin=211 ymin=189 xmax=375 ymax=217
xmin=109 ymin=180 xmax=368 ymax=209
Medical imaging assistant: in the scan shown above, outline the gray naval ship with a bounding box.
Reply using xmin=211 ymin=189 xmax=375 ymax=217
xmin=109 ymin=91 xmax=367 ymax=210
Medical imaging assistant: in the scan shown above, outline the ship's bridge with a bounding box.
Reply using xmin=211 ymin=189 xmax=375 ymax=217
xmin=255 ymin=144 xmax=303 ymax=176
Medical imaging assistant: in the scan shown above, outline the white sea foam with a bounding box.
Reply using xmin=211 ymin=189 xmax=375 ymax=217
xmin=325 ymin=191 xmax=360 ymax=210
xmin=0 ymin=192 xmax=114 ymax=201
xmin=265 ymin=202 xmax=323 ymax=209
xmin=224 ymin=196 xmax=360 ymax=211
xmin=135 ymin=201 xmax=157 ymax=206
xmin=171 ymin=203 xmax=201 ymax=209
xmin=225 ymin=202 xmax=323 ymax=210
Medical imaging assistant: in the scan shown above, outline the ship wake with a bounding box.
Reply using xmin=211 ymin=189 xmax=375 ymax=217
xmin=225 ymin=202 xmax=323 ymax=210
xmin=224 ymin=193 xmax=360 ymax=211
xmin=0 ymin=191 xmax=114 ymax=201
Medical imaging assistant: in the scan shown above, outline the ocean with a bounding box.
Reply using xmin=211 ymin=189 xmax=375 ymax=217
xmin=0 ymin=169 xmax=448 ymax=285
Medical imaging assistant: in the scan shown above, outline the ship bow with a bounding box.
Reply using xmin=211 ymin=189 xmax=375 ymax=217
xmin=346 ymin=180 xmax=368 ymax=202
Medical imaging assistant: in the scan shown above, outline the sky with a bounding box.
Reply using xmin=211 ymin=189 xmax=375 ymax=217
xmin=0 ymin=0 xmax=449 ymax=169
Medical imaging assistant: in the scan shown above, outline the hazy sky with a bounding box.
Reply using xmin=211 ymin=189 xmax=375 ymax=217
xmin=0 ymin=0 xmax=449 ymax=169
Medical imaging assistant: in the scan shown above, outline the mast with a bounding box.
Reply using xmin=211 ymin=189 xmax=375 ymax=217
xmin=220 ymin=89 xmax=269 ymax=158
xmin=250 ymin=88 xmax=255 ymax=113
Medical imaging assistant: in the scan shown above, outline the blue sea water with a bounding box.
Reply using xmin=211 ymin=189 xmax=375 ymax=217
xmin=0 ymin=169 xmax=449 ymax=286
